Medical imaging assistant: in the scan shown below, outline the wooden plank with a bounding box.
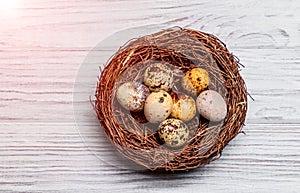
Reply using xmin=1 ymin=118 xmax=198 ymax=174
xmin=2 ymin=48 xmax=298 ymax=123
xmin=1 ymin=0 xmax=299 ymax=49
xmin=0 ymin=123 xmax=299 ymax=192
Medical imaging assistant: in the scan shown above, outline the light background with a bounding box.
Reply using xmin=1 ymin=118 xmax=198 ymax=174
xmin=0 ymin=0 xmax=299 ymax=192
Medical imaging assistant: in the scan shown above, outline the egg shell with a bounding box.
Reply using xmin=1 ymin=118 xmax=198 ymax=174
xmin=158 ymin=118 xmax=189 ymax=148
xmin=144 ymin=62 xmax=173 ymax=92
xmin=171 ymin=92 xmax=196 ymax=122
xmin=196 ymin=90 xmax=227 ymax=122
xmin=116 ymin=82 xmax=150 ymax=112
xmin=182 ymin=68 xmax=210 ymax=95
xmin=144 ymin=90 xmax=173 ymax=123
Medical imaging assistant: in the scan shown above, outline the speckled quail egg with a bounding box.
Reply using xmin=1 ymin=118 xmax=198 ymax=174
xmin=144 ymin=62 xmax=173 ymax=92
xmin=116 ymin=82 xmax=150 ymax=112
xmin=158 ymin=118 xmax=189 ymax=148
xmin=144 ymin=90 xmax=173 ymax=123
xmin=182 ymin=68 xmax=210 ymax=95
xmin=196 ymin=90 xmax=227 ymax=122
xmin=171 ymin=92 xmax=196 ymax=122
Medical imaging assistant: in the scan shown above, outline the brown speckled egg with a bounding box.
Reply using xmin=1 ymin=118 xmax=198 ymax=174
xmin=182 ymin=68 xmax=210 ymax=95
xmin=144 ymin=62 xmax=173 ymax=92
xmin=171 ymin=92 xmax=196 ymax=122
xmin=144 ymin=90 xmax=173 ymax=123
xmin=158 ymin=118 xmax=189 ymax=148
xmin=196 ymin=90 xmax=227 ymax=122
xmin=116 ymin=82 xmax=150 ymax=112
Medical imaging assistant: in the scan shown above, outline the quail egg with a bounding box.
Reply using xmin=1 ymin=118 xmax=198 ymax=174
xmin=171 ymin=92 xmax=196 ymax=122
xmin=144 ymin=62 xmax=173 ymax=92
xmin=158 ymin=118 xmax=189 ymax=148
xmin=196 ymin=90 xmax=227 ymax=122
xmin=182 ymin=68 xmax=210 ymax=95
xmin=144 ymin=90 xmax=173 ymax=123
xmin=116 ymin=82 xmax=150 ymax=112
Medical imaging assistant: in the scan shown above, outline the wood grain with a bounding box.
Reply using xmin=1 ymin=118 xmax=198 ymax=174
xmin=0 ymin=0 xmax=299 ymax=192
xmin=0 ymin=124 xmax=299 ymax=193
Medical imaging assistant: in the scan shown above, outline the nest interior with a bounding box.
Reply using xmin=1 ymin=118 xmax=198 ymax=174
xmin=95 ymin=27 xmax=247 ymax=171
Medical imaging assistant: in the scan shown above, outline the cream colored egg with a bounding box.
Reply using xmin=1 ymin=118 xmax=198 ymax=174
xmin=144 ymin=90 xmax=173 ymax=123
xmin=144 ymin=62 xmax=173 ymax=92
xmin=196 ymin=90 xmax=227 ymax=122
xmin=116 ymin=82 xmax=150 ymax=112
xmin=171 ymin=92 xmax=196 ymax=122
xmin=158 ymin=118 xmax=189 ymax=148
xmin=182 ymin=68 xmax=210 ymax=95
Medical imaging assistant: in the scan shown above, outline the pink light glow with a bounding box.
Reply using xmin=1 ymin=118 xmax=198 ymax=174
xmin=0 ymin=0 xmax=20 ymax=16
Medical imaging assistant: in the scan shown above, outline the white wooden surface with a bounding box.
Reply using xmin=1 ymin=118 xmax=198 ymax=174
xmin=0 ymin=0 xmax=300 ymax=192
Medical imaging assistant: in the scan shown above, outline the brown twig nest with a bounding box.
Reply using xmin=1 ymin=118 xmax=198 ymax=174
xmin=94 ymin=27 xmax=247 ymax=171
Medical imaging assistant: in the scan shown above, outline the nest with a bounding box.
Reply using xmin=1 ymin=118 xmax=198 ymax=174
xmin=94 ymin=27 xmax=247 ymax=171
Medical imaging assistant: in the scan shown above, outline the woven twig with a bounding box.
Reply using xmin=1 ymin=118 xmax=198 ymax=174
xmin=94 ymin=27 xmax=247 ymax=171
